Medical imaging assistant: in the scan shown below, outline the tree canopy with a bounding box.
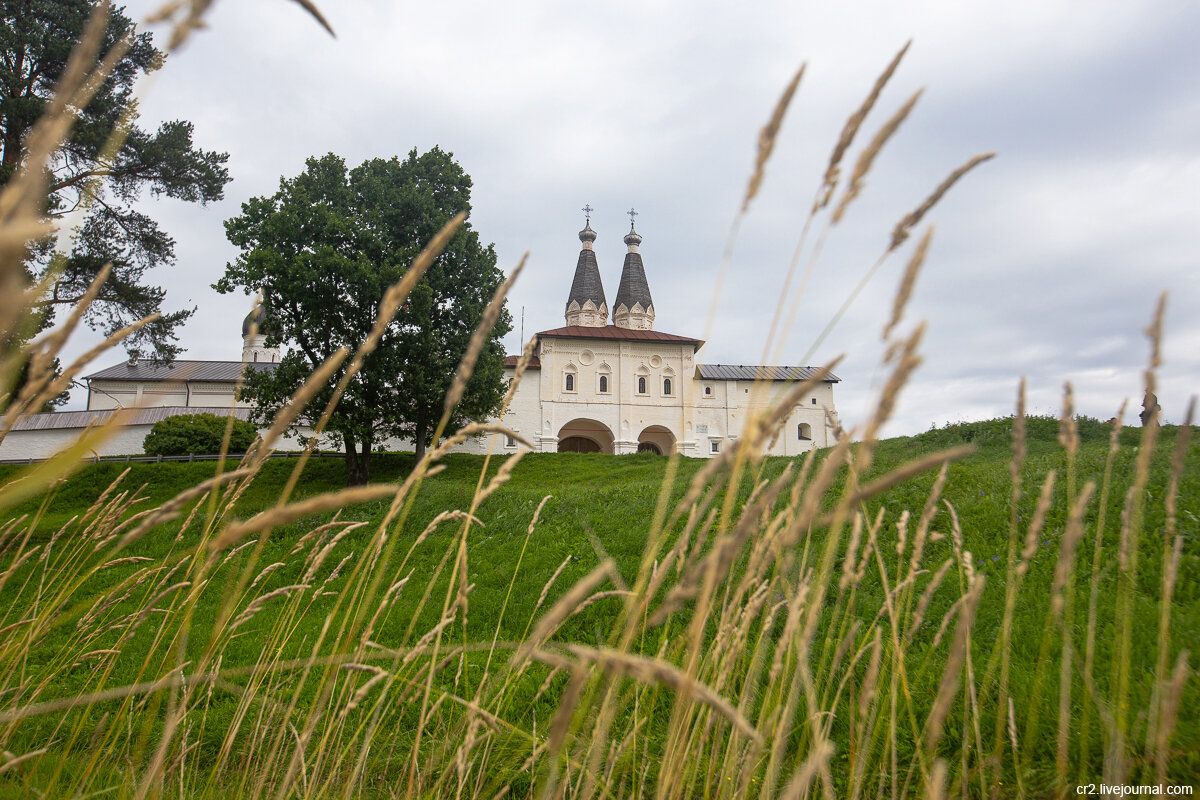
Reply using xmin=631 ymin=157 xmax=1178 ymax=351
xmin=216 ymin=149 xmax=512 ymax=484
xmin=1 ymin=0 xmax=230 ymax=360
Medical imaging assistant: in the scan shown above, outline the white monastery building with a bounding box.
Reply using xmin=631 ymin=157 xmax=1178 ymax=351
xmin=0 ymin=213 xmax=839 ymax=460
xmin=496 ymin=213 xmax=839 ymax=456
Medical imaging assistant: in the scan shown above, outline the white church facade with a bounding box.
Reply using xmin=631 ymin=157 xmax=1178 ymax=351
xmin=493 ymin=215 xmax=839 ymax=457
xmin=0 ymin=215 xmax=839 ymax=460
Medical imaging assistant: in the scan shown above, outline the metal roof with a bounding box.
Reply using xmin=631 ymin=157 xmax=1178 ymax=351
xmin=10 ymin=405 xmax=253 ymax=432
xmin=696 ymin=364 xmax=840 ymax=383
xmin=503 ymin=355 xmax=541 ymax=369
xmin=85 ymin=359 xmax=277 ymax=383
xmin=536 ymin=325 xmax=702 ymax=346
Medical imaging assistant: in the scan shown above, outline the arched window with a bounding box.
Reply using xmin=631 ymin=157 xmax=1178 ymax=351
xmin=705 ymin=385 xmax=713 ymax=396
xmin=798 ymin=423 xmax=812 ymax=441
xmin=599 ymin=375 xmax=608 ymax=393
xmin=638 ymin=376 xmax=647 ymax=394
xmin=253 ymin=352 xmax=258 ymax=362
xmin=663 ymin=378 xmax=672 ymax=395
xmin=565 ymin=373 xmax=574 ymax=392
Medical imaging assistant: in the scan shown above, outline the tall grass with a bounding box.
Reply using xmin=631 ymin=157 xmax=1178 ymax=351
xmin=0 ymin=3 xmax=1195 ymax=798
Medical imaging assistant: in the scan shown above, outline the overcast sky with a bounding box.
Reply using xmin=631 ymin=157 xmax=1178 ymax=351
xmin=62 ymin=0 xmax=1200 ymax=436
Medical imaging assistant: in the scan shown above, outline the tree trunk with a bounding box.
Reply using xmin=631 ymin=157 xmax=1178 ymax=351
xmin=413 ymin=421 xmax=427 ymax=464
xmin=343 ymin=434 xmax=372 ymax=486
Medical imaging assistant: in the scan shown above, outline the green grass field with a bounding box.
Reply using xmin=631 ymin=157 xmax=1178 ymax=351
xmin=0 ymin=416 xmax=1196 ymax=797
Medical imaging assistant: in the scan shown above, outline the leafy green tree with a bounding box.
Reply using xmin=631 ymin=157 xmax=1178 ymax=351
xmin=216 ymin=149 xmax=511 ymax=484
xmin=1 ymin=0 xmax=231 ymax=360
xmin=142 ymin=413 xmax=258 ymax=457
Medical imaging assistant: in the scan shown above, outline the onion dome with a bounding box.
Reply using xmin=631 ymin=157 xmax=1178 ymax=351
xmin=579 ymin=220 xmax=598 ymax=247
xmin=242 ymin=304 xmax=265 ymax=337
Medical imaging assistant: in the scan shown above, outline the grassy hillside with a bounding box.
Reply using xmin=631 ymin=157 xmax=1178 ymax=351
xmin=0 ymin=416 xmax=1196 ymax=797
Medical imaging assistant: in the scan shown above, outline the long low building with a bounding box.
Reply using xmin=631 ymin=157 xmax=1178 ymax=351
xmin=2 ymin=406 xmax=253 ymax=461
xmin=0 ymin=215 xmax=839 ymax=460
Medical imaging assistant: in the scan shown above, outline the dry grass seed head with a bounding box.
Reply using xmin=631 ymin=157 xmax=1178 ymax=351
xmin=906 ymin=557 xmax=955 ymax=644
xmin=402 ymin=612 xmax=459 ymax=666
xmin=864 ymin=322 xmax=925 ymax=443
xmin=249 ymin=347 xmax=349 ymax=460
xmin=817 ymin=40 xmax=911 ymax=212
xmin=321 ymin=552 xmax=354 ymax=585
xmin=534 ymin=555 xmax=572 ymax=615
xmin=560 ymin=644 xmax=760 ymax=743
xmin=826 ymin=445 xmax=973 ymax=527
xmin=926 ymin=575 xmax=986 ymax=751
xmin=116 ymin=468 xmax=252 ymax=548
xmin=1155 ymin=651 xmax=1191 ymax=779
xmin=840 ymin=512 xmax=865 ymax=591
xmin=1017 ymin=471 xmax=1058 ymax=578
xmin=830 ymin=618 xmax=864 ymax=680
xmin=910 ymin=462 xmax=949 ymax=573
xmin=832 ymin=89 xmax=923 ymax=224
xmin=778 ymin=739 xmax=834 ymax=800
xmin=1058 ymin=381 xmax=1078 ymax=455
xmin=208 ymin=484 xmax=395 ymax=557
xmin=476 ymin=449 xmax=526 ymax=506
xmin=743 ymin=63 xmax=806 ymax=212
xmin=882 ymin=226 xmax=933 ymax=342
xmin=516 ymin=560 xmax=614 ymax=663
xmin=894 ymin=508 xmax=910 ymax=557
xmin=1011 ymin=377 xmax=1028 ymax=488
xmin=767 ymin=571 xmax=812 ymax=687
xmin=302 ymin=521 xmax=365 ymax=582
xmin=502 ymin=335 xmax=538 ymax=411
xmin=854 ymin=510 xmax=883 ymax=584
xmin=249 ymin=562 xmax=285 ymax=591
xmin=1051 ymin=482 xmax=1096 ymax=617
xmin=858 ymin=626 xmax=885 ymax=719
xmin=409 ymin=510 xmax=482 ymax=558
xmin=442 ymin=254 xmax=525 ymax=419
xmin=336 ymin=663 xmax=388 ymax=720
xmin=889 ymin=152 xmax=995 ymax=251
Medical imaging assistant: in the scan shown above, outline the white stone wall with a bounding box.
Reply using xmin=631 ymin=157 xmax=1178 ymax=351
xmin=87 ymin=381 xmax=252 ymax=411
xmin=0 ymin=424 xmax=314 ymax=461
xmin=7 ymin=345 xmax=839 ymax=462
xmin=0 ymin=425 xmax=155 ymax=461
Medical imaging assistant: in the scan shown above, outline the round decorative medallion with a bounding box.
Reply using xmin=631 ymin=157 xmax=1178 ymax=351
xmin=649 ymin=355 xmax=662 ymax=368
xmin=579 ymin=349 xmax=595 ymax=365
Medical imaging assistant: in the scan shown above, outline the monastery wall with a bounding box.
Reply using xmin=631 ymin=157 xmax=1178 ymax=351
xmin=88 ymin=380 xmax=251 ymax=411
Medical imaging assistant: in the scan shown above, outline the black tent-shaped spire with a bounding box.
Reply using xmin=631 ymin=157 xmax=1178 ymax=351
xmin=564 ymin=215 xmax=608 ymax=326
xmin=613 ymin=220 xmax=654 ymax=327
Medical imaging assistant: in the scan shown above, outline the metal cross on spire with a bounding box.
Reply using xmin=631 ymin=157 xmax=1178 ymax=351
xmin=582 ymin=203 xmax=593 ymax=223
xmin=627 ymin=207 xmax=638 ymax=230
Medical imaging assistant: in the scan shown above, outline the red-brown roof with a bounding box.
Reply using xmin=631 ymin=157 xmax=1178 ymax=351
xmin=535 ymin=325 xmax=703 ymax=347
xmin=503 ymin=355 xmax=541 ymax=369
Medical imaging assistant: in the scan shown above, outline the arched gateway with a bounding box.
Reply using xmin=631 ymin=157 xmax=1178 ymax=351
xmin=557 ymin=418 xmax=614 ymax=454
xmin=637 ymin=425 xmax=675 ymax=455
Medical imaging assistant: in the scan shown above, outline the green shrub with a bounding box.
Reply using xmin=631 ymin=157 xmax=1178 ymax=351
xmin=142 ymin=413 xmax=258 ymax=457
